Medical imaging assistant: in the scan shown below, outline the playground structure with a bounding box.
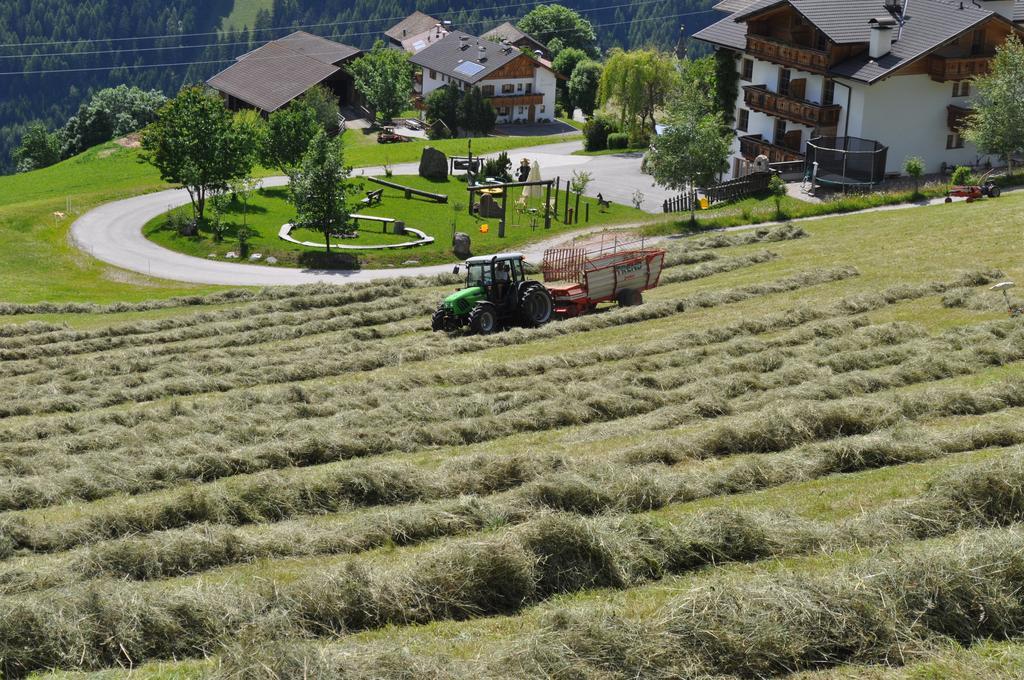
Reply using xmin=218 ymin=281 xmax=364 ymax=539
xmin=468 ymin=179 xmax=556 ymax=237
xmin=805 ymin=136 xmax=889 ymax=190
xmin=367 ymin=177 xmax=448 ymax=203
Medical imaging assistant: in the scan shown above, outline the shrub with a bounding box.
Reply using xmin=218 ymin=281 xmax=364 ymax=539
xmin=950 ymin=165 xmax=975 ymax=186
xmin=583 ymin=113 xmax=620 ymax=151
xmin=606 ymin=132 xmax=629 ymax=150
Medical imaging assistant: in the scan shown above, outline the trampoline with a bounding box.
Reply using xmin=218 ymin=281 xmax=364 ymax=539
xmin=806 ymin=136 xmax=888 ymax=188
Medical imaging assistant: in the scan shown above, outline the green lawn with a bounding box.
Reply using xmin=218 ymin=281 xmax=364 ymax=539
xmin=220 ymin=0 xmax=273 ymax=32
xmin=144 ymin=174 xmax=649 ymax=268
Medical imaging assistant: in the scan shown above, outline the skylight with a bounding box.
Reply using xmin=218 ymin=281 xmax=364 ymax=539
xmin=454 ymin=61 xmax=486 ymax=77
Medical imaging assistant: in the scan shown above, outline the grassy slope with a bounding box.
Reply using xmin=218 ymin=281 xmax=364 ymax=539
xmin=220 ymin=0 xmax=273 ymax=32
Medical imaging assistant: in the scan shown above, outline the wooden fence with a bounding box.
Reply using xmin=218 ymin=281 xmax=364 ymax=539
xmin=663 ymin=172 xmax=773 ymax=214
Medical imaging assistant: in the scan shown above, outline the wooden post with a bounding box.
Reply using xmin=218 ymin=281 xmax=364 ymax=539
xmin=574 ymin=190 xmax=581 ymax=224
xmin=552 ymin=176 xmax=560 ymax=216
xmin=544 ymin=181 xmax=552 ymax=229
xmin=564 ymin=180 xmax=570 ymax=223
xmin=585 ymin=203 xmax=590 ymax=222
xmin=499 ymin=189 xmax=508 ymax=238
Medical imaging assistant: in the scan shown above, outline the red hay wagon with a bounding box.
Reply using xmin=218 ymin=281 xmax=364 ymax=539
xmin=540 ymin=244 xmax=666 ymax=317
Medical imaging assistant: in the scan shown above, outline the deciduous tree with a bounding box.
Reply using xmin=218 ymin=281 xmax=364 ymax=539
xmin=963 ymin=35 xmax=1024 ymax=176
xmin=347 ymin=41 xmax=413 ymax=123
xmin=142 ymin=86 xmax=254 ymax=221
xmin=519 ymin=4 xmax=598 ymax=57
xmin=289 ymin=130 xmax=355 ymax=254
xmin=568 ymin=60 xmax=603 ymax=118
xmin=261 ymin=98 xmax=320 ymax=176
xmin=599 ymin=49 xmax=681 ymax=136
xmin=13 ymin=122 xmax=61 ymax=172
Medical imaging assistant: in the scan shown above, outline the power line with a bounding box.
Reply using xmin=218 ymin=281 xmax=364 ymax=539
xmin=0 ymin=0 xmax=702 ymax=50
xmin=0 ymin=9 xmax=717 ymax=77
xmin=0 ymin=0 xmax=685 ymax=60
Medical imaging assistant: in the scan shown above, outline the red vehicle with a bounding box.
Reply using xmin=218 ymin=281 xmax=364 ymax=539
xmin=946 ymin=174 xmax=1001 ymax=203
xmin=377 ymin=127 xmax=411 ymax=144
xmin=540 ymin=245 xmax=666 ymax=317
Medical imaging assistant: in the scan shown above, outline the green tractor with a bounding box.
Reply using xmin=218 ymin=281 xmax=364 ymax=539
xmin=432 ymin=253 xmax=554 ymax=334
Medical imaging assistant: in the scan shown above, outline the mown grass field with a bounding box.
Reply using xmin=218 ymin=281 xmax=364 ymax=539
xmin=144 ymin=176 xmax=646 ymax=268
xmin=1 ymin=186 xmax=1023 ymax=678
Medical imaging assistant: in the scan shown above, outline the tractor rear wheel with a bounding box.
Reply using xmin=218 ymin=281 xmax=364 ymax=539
xmin=519 ymin=286 xmax=554 ymax=327
xmin=468 ymin=302 xmax=499 ymax=335
xmin=617 ymin=288 xmax=643 ymax=307
xmin=431 ymin=308 xmax=447 ymax=332
xmin=988 ymin=185 xmax=1002 ymax=198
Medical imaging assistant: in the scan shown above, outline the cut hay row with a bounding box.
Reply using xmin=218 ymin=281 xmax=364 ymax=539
xmin=0 ymin=267 xmax=861 ymax=419
xmin=0 ymin=318 xmax=961 ymax=511
xmin=2 ymin=454 xmax=1023 ymax=676
xmin=0 ymin=315 xmax=1013 ymax=516
xmin=3 ymin=416 xmax=1022 ymax=594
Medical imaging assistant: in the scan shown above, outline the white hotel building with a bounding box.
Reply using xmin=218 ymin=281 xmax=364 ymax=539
xmin=694 ymin=0 xmax=1024 ymax=182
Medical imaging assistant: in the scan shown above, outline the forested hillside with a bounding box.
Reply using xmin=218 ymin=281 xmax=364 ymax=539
xmin=0 ymin=0 xmax=716 ymax=173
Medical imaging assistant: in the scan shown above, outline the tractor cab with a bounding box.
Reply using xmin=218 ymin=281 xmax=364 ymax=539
xmin=465 ymin=253 xmax=526 ymax=305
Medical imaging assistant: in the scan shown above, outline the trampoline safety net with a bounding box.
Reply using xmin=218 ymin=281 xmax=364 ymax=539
xmin=806 ymin=136 xmax=888 ymax=187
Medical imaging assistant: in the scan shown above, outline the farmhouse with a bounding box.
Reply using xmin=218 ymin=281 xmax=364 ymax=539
xmin=481 ymin=22 xmax=552 ymax=59
xmin=207 ymin=31 xmax=362 ymax=113
xmin=694 ymin=0 xmax=1024 ymax=182
xmin=409 ymin=31 xmax=558 ymax=124
xmin=384 ymin=11 xmax=450 ymax=53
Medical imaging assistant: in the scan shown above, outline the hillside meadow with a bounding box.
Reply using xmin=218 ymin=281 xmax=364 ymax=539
xmin=0 ymin=185 xmax=1020 ymax=677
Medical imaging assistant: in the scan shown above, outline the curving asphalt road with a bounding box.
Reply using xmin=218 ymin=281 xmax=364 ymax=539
xmin=70 ymin=140 xmax=673 ymax=287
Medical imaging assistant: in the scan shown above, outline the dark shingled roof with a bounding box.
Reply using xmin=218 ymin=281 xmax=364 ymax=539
xmin=1015 ymin=0 xmax=1024 ymax=22
xmin=385 ymin=11 xmax=443 ymax=42
xmin=208 ymin=38 xmax=347 ymax=112
xmin=275 ymin=31 xmax=361 ymax=65
xmin=694 ymin=0 xmax=1018 ymax=83
xmin=409 ymin=30 xmax=525 ymax=83
xmin=481 ymin=22 xmax=548 ymax=52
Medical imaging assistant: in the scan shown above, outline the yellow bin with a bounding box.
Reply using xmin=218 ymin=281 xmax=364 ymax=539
xmin=699 ymin=197 xmax=710 ymax=210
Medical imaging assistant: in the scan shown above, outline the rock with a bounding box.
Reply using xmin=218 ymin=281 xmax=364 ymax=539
xmin=402 ymin=259 xmax=420 ymax=265
xmin=393 ymin=220 xmax=406 ymax=235
xmin=419 ymin=146 xmax=448 ymax=181
xmin=453 ymin=232 xmax=471 ymax=259
xmin=207 ymin=253 xmax=217 ymax=259
xmin=249 ymin=253 xmax=262 ymax=261
xmin=225 ymin=251 xmax=238 ymax=259
xmin=265 ymin=256 xmax=278 ymax=265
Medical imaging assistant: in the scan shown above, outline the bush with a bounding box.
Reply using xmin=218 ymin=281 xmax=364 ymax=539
xmin=950 ymin=165 xmax=975 ymax=186
xmin=483 ymin=151 xmax=513 ymax=182
xmin=583 ymin=113 xmax=620 ymax=152
xmin=606 ymin=133 xmax=629 ymax=150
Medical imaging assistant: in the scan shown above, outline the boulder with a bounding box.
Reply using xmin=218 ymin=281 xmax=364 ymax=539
xmin=419 ymin=146 xmax=448 ymax=181
xmin=453 ymin=232 xmax=472 ymax=259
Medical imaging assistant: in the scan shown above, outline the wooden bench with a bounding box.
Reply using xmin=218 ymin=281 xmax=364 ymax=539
xmin=360 ymin=189 xmax=384 ymax=206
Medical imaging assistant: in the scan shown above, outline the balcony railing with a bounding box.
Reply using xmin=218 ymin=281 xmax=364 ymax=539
xmin=928 ymin=54 xmax=992 ymax=81
xmin=484 ymin=93 xmax=544 ymax=106
xmin=746 ymin=35 xmax=830 ymax=74
xmin=947 ymin=104 xmax=971 ymax=131
xmin=743 ymin=84 xmax=841 ymax=129
xmin=739 ymin=134 xmax=805 ymax=164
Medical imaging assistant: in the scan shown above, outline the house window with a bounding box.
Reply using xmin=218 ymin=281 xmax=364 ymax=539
xmin=774 ymin=118 xmax=787 ymax=145
xmin=502 ymin=83 xmax=515 ymax=94
xmin=737 ymin=108 xmax=749 ymax=132
xmin=822 ymin=80 xmax=835 ymax=106
xmin=953 ymin=81 xmax=970 ymax=97
xmin=526 ymin=83 xmax=532 ymax=94
xmin=498 ymin=106 xmax=509 ymax=115
xmin=482 ymin=85 xmax=495 ymax=96
xmin=778 ymin=68 xmax=791 ymax=96
xmin=816 ymin=33 xmax=828 ymax=51
xmin=540 ymin=105 xmax=545 ymax=113
xmin=946 ymin=132 xmax=964 ymax=149
xmin=430 ymin=69 xmax=437 ymax=79
xmin=741 ymin=58 xmax=753 ymax=81
xmin=971 ymin=29 xmax=985 ymax=55
xmin=517 ymin=83 xmax=523 ymax=91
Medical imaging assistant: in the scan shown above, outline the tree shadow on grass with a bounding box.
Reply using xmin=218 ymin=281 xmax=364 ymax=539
xmin=297 ymin=251 xmax=362 ymax=271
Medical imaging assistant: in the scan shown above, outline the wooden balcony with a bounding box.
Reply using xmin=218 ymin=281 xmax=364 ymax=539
xmin=743 ymin=84 xmax=841 ymax=129
xmin=928 ymin=54 xmax=992 ymax=81
xmin=739 ymin=134 xmax=805 ymax=164
xmin=486 ymin=93 xmax=544 ymax=107
xmin=947 ymin=104 xmax=971 ymax=131
xmin=746 ymin=35 xmax=830 ymax=74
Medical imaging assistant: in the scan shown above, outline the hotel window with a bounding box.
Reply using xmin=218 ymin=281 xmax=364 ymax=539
xmin=774 ymin=118 xmax=787 ymax=146
xmin=822 ymin=80 xmax=835 ymax=106
xmin=737 ymin=108 xmax=749 ymax=132
xmin=482 ymin=85 xmax=494 ymax=96
xmin=741 ymin=58 xmax=753 ymax=81
xmin=526 ymin=83 xmax=532 ymax=94
xmin=946 ymin=133 xmax=964 ymax=149
xmin=517 ymin=83 xmax=523 ymax=91
xmin=778 ymin=68 xmax=791 ymax=96
xmin=502 ymin=83 xmax=515 ymax=94
xmin=953 ymin=81 xmax=970 ymax=97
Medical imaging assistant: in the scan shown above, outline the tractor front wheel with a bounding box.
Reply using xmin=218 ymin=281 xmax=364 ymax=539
xmin=988 ymin=185 xmax=1002 ymax=198
xmin=469 ymin=302 xmax=499 ymax=335
xmin=520 ymin=286 xmax=554 ymax=327
xmin=431 ymin=308 xmax=447 ymax=332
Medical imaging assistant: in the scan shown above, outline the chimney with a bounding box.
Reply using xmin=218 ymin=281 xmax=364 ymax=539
xmin=868 ymin=16 xmax=897 ymax=58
